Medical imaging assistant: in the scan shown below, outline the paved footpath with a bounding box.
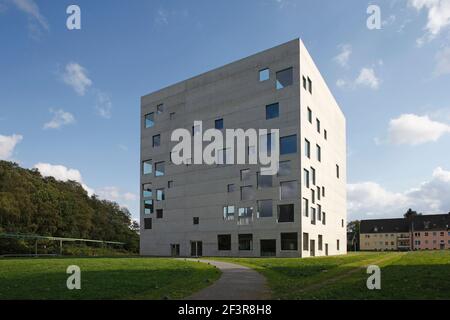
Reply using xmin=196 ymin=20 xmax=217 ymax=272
xmin=181 ymin=259 xmax=271 ymax=300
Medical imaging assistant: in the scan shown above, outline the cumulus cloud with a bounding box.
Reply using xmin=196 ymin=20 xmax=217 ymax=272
xmin=408 ymin=0 xmax=450 ymax=44
xmin=62 ymin=63 xmax=92 ymax=96
xmin=33 ymin=163 xmax=94 ymax=196
xmin=333 ymin=44 xmax=352 ymax=67
xmin=387 ymin=113 xmax=450 ymax=145
xmin=355 ymin=68 xmax=380 ymax=89
xmin=348 ymin=167 xmax=450 ymax=219
xmin=0 ymin=134 xmax=23 ymax=160
xmin=43 ymin=109 xmax=75 ymax=129
xmin=95 ymin=186 xmax=137 ymax=202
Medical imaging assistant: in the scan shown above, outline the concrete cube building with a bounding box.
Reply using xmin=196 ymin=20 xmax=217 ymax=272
xmin=140 ymin=39 xmax=347 ymax=257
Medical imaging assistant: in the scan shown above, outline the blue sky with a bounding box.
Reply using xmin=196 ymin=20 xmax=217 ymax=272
xmin=1 ymin=0 xmax=450 ymax=221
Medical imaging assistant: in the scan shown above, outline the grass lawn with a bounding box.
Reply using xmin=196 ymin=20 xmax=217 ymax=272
xmin=214 ymin=251 xmax=450 ymax=299
xmin=0 ymin=257 xmax=220 ymax=300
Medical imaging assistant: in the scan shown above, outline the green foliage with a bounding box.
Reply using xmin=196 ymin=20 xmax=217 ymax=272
xmin=0 ymin=161 xmax=139 ymax=254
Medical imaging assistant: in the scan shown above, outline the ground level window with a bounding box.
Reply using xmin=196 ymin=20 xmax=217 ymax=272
xmin=218 ymin=234 xmax=231 ymax=251
xmin=318 ymin=235 xmax=323 ymax=251
xmin=303 ymin=233 xmax=309 ymax=251
xmin=337 ymin=239 xmax=340 ymax=251
xmin=281 ymin=233 xmax=298 ymax=251
xmin=239 ymin=234 xmax=253 ymax=251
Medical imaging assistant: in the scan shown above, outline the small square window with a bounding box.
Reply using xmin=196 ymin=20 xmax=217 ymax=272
xmin=193 ymin=217 xmax=199 ymax=225
xmin=143 ymin=160 xmax=152 ymax=175
xmin=259 ymin=68 xmax=269 ymax=82
xmin=145 ymin=113 xmax=154 ymax=128
xmin=153 ymin=134 xmax=161 ymax=147
xmin=215 ymin=118 xmax=224 ymax=130
xmin=280 ymin=135 xmax=297 ymax=155
xmin=281 ymin=233 xmax=298 ymax=251
xmin=218 ymin=234 xmax=231 ymax=250
xmin=168 ymin=181 xmax=174 ymax=188
xmin=223 ymin=206 xmax=235 ymax=220
xmin=276 ymin=67 xmax=293 ymax=90
xmin=227 ymin=184 xmax=235 ymax=193
xmin=239 ymin=234 xmax=253 ymax=251
xmin=265 ymin=103 xmax=279 ymax=120
xmin=156 ymin=209 xmax=163 ymax=219
xmin=157 ymin=104 xmax=164 ymax=114
xmin=257 ymin=172 xmax=272 ymax=188
xmin=170 ymin=112 xmax=176 ymax=120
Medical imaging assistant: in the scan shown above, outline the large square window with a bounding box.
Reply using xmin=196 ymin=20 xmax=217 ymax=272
xmin=239 ymin=234 xmax=253 ymax=251
xmin=215 ymin=118 xmax=224 ymax=130
xmin=153 ymin=134 xmax=161 ymax=147
xmin=257 ymin=200 xmax=273 ymax=218
xmin=280 ymin=181 xmax=298 ymax=200
xmin=280 ymin=135 xmax=297 ymax=155
xmin=240 ymin=186 xmax=254 ymax=201
xmin=223 ymin=205 xmax=235 ymax=221
xmin=143 ymin=160 xmax=152 ymax=175
xmin=218 ymin=235 xmax=231 ymax=251
xmin=155 ymin=161 xmax=165 ymax=177
xmin=278 ymin=204 xmax=294 ymax=223
xmin=276 ymin=67 xmax=293 ymax=90
xmin=265 ymin=103 xmax=279 ymax=120
xmin=145 ymin=113 xmax=154 ymax=128
xmin=143 ymin=184 xmax=152 ymax=198
xmin=259 ymin=68 xmax=269 ymax=82
xmin=281 ymin=233 xmax=298 ymax=251
xmin=257 ymin=172 xmax=272 ymax=188
xmin=144 ymin=200 xmax=154 ymax=215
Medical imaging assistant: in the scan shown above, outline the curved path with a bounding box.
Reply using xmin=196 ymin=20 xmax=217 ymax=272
xmin=181 ymin=259 xmax=271 ymax=300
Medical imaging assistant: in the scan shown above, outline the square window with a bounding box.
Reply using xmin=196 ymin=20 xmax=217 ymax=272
xmin=193 ymin=217 xmax=199 ymax=225
xmin=304 ymin=139 xmax=311 ymax=158
xmin=168 ymin=181 xmax=174 ymax=188
xmin=157 ymin=104 xmax=164 ymax=114
xmin=223 ymin=205 xmax=235 ymax=220
xmin=307 ymin=108 xmax=312 ymax=123
xmin=266 ymin=103 xmax=279 ymax=120
xmin=143 ymin=184 xmax=152 ymax=198
xmin=302 ymin=198 xmax=309 ymax=217
xmin=238 ymin=207 xmax=254 ymax=224
xmin=240 ymin=169 xmax=251 ymax=181
xmin=240 ymin=186 xmax=254 ymax=201
xmin=280 ymin=181 xmax=298 ymax=200
xmin=281 ymin=233 xmax=298 ymax=251
xmin=144 ymin=200 xmax=154 ymax=215
xmin=155 ymin=161 xmax=165 ymax=177
xmin=278 ymin=161 xmax=291 ymax=177
xmin=218 ymin=234 xmax=231 ymax=251
xmin=257 ymin=200 xmax=273 ymax=218
xmin=215 ymin=118 xmax=224 ymax=130
xmin=144 ymin=218 xmax=152 ymax=229
xmin=257 ymin=172 xmax=272 ymax=188
xmin=280 ymin=135 xmax=297 ymax=155
xmin=276 ymin=67 xmax=293 ymax=90
xmin=143 ymin=160 xmax=152 ymax=175
xmin=227 ymin=184 xmax=235 ymax=193
xmin=239 ymin=234 xmax=253 ymax=251
xmin=156 ymin=209 xmax=163 ymax=219
xmin=278 ymin=204 xmax=294 ymax=223
xmin=145 ymin=113 xmax=154 ymax=128
xmin=156 ymin=188 xmax=165 ymax=201
xmin=259 ymin=68 xmax=269 ymax=82
xmin=153 ymin=134 xmax=161 ymax=147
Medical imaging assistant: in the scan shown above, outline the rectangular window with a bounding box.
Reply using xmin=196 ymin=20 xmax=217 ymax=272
xmin=227 ymin=184 xmax=235 ymax=193
xmin=170 ymin=112 xmax=176 ymax=120
xmin=337 ymin=239 xmax=340 ymax=251
xmin=304 ymin=169 xmax=310 ymax=189
xmin=143 ymin=159 xmax=152 ymax=175
xmin=303 ymin=233 xmax=309 ymax=251
xmin=317 ymin=186 xmax=321 ymax=201
xmin=303 ymin=76 xmax=307 ymax=90
xmin=266 ymin=103 xmax=279 ymax=120
xmin=336 ymin=165 xmax=340 ymax=179
xmin=168 ymin=181 xmax=173 ymax=188
xmin=257 ymin=200 xmax=273 ymax=218
xmin=257 ymin=172 xmax=272 ymax=188
xmin=240 ymin=186 xmax=254 ymax=201
xmin=307 ymin=107 xmax=312 ymax=123
xmin=144 ymin=200 xmax=153 ymax=215
xmin=318 ymin=235 xmax=323 ymax=251
xmin=223 ymin=205 xmax=235 ymax=221
xmin=316 ymin=119 xmax=321 ymax=133
xmin=322 ymin=212 xmax=326 ymax=225
xmin=278 ymin=204 xmax=294 ymax=223
xmin=239 ymin=234 xmax=253 ymax=251
xmin=303 ymin=198 xmax=309 ymax=217
xmin=317 ymin=204 xmax=322 ymax=221
xmin=304 ymin=139 xmax=311 ymax=158
xmin=157 ymin=104 xmax=164 ymax=114
xmin=280 ymin=135 xmax=297 ymax=155
xmin=193 ymin=217 xmax=199 ymax=225
xmin=143 ymin=184 xmax=152 ymax=198
xmin=311 ymin=207 xmax=316 ymax=225
xmin=155 ymin=161 xmax=165 ymax=177
xmin=145 ymin=113 xmax=154 ymax=128
xmin=156 ymin=188 xmax=165 ymax=201
xmin=278 ymin=161 xmax=291 ymax=177
xmin=324 ymin=129 xmax=328 ymax=140
xmin=276 ymin=67 xmax=293 ymax=90
xmin=311 ymin=167 xmax=316 ymax=185
xmin=152 ymin=134 xmax=161 ymax=147
xmin=322 ymin=186 xmax=325 ymax=198
xmin=144 ymin=218 xmax=152 ymax=230
xmin=259 ymin=68 xmax=269 ymax=82
xmin=317 ymin=145 xmax=321 ymax=162
xmin=240 ymin=169 xmax=251 ymax=181
xmin=307 ymin=77 xmax=312 ymax=94
xmin=280 ymin=181 xmax=298 ymax=200
xmin=215 ymin=118 xmax=224 ymax=130
xmin=311 ymin=189 xmax=315 ymax=204
xmin=218 ymin=234 xmax=231 ymax=251
xmin=238 ymin=207 xmax=253 ymax=225
xmin=156 ymin=209 xmax=163 ymax=219
xmin=281 ymin=233 xmax=298 ymax=251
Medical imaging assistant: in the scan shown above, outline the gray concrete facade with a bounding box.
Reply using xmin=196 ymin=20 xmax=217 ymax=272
xmin=140 ymin=39 xmax=347 ymax=257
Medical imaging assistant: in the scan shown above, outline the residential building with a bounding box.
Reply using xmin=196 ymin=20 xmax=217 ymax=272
xmin=140 ymin=39 xmax=347 ymax=257
xmin=412 ymin=214 xmax=450 ymax=250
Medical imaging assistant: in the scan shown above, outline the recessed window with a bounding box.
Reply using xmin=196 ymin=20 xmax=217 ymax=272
xmin=257 ymin=172 xmax=272 ymax=188
xmin=311 ymin=207 xmax=316 ymax=225
xmin=336 ymin=164 xmax=340 ymax=179
xmin=303 ymin=233 xmax=309 ymax=251
xmin=223 ymin=206 xmax=235 ymax=221
xmin=322 ymin=212 xmax=326 ymax=225
xmin=307 ymin=77 xmax=312 ymax=94
xmin=317 ymin=186 xmax=321 ymax=201
xmin=240 ymin=186 xmax=254 ymax=201
xmin=276 ymin=67 xmax=293 ymax=90
xmin=152 ymin=134 xmax=161 ymax=147
xmin=257 ymin=200 xmax=273 ymax=218
xmin=302 ymin=76 xmax=307 ymax=90
xmin=302 ymin=198 xmax=309 ymax=217
xmin=259 ymin=68 xmax=269 ymax=82
xmin=317 ymin=145 xmax=322 ymax=162
xmin=155 ymin=161 xmax=165 ymax=177
xmin=145 ymin=113 xmax=155 ymax=128
xmin=193 ymin=217 xmax=199 ymax=225
xmin=304 ymin=139 xmax=311 ymax=158
xmin=324 ymin=130 xmax=328 ymax=140
xmin=227 ymin=184 xmax=235 ymax=193
xmin=278 ymin=204 xmax=294 ymax=223
xmin=280 ymin=135 xmax=297 ymax=155
xmin=281 ymin=233 xmax=298 ymax=251
xmin=342 ymin=219 xmax=345 ymax=228
xmin=337 ymin=239 xmax=340 ymax=251
xmin=215 ymin=118 xmax=224 ymax=130
xmin=156 ymin=209 xmax=163 ymax=219
xmin=143 ymin=160 xmax=152 ymax=175
xmin=144 ymin=218 xmax=152 ymax=230
xmin=311 ymin=167 xmax=316 ymax=185
xmin=156 ymin=188 xmax=165 ymax=201
xmin=318 ymin=235 xmax=323 ymax=251
xmin=168 ymin=181 xmax=173 ymax=188
xmin=303 ymin=169 xmax=310 ymax=189
xmin=317 ymin=204 xmax=322 ymax=221
xmin=157 ymin=104 xmax=164 ymax=114
xmin=218 ymin=235 xmax=231 ymax=251
xmin=143 ymin=184 xmax=152 ymax=198
xmin=280 ymin=181 xmax=298 ymax=200
xmin=238 ymin=207 xmax=253 ymax=224
xmin=322 ymin=186 xmax=325 ymax=197
xmin=265 ymin=103 xmax=279 ymax=120
xmin=311 ymin=189 xmax=315 ymax=204
xmin=316 ymin=119 xmax=321 ymax=133
xmin=307 ymin=108 xmax=312 ymax=123
xmin=278 ymin=161 xmax=291 ymax=177
xmin=144 ymin=200 xmax=153 ymax=215
xmin=240 ymin=169 xmax=251 ymax=181
xmin=239 ymin=234 xmax=253 ymax=251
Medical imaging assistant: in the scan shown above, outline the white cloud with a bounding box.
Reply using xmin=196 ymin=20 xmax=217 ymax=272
xmin=434 ymin=46 xmax=450 ymax=76
xmin=408 ymin=0 xmax=450 ymax=44
xmin=155 ymin=8 xmax=169 ymax=25
xmin=33 ymin=163 xmax=94 ymax=196
xmin=336 ymin=79 xmax=347 ymax=88
xmin=333 ymin=44 xmax=352 ymax=67
xmin=96 ymin=186 xmax=137 ymax=202
xmin=43 ymin=109 xmax=75 ymax=129
xmin=387 ymin=113 xmax=450 ymax=145
xmin=348 ymin=167 xmax=450 ymax=219
xmin=95 ymin=91 xmax=112 ymax=119
xmin=12 ymin=0 xmax=48 ymax=30
xmin=0 ymin=134 xmax=23 ymax=160
xmin=355 ymin=67 xmax=380 ymax=89
xmin=62 ymin=63 xmax=92 ymax=96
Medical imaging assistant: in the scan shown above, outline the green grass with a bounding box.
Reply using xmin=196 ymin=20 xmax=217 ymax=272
xmin=213 ymin=251 xmax=450 ymax=299
xmin=0 ymin=257 xmax=220 ymax=300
